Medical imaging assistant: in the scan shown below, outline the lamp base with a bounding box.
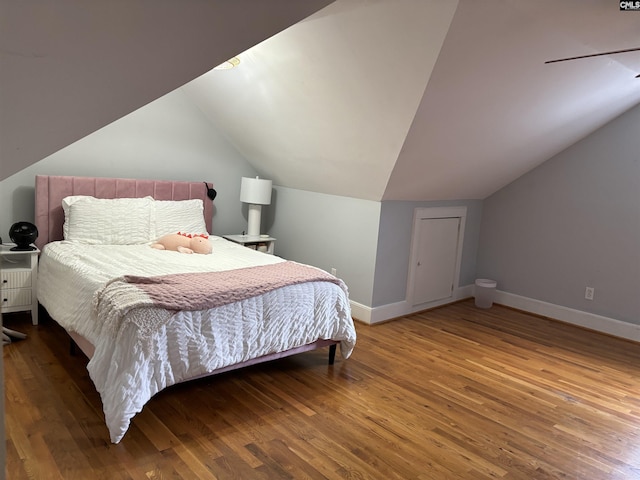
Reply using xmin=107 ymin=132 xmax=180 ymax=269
xmin=247 ymin=204 xmax=262 ymax=236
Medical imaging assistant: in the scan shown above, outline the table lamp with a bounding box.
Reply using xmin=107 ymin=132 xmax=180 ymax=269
xmin=240 ymin=176 xmax=272 ymax=236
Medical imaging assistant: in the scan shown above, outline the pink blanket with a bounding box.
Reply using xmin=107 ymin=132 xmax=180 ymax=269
xmin=95 ymin=261 xmax=348 ymax=338
xmin=123 ymin=261 xmax=346 ymax=311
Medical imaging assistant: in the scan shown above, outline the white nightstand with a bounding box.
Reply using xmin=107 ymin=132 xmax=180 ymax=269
xmin=223 ymin=234 xmax=276 ymax=255
xmin=0 ymin=244 xmax=40 ymax=325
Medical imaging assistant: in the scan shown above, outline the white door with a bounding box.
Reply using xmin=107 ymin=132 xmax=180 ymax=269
xmin=412 ymin=217 xmax=460 ymax=305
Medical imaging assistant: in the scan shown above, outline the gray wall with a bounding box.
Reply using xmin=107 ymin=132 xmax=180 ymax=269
xmin=372 ymin=199 xmax=483 ymax=307
xmin=0 ymin=81 xmax=384 ymax=310
xmin=267 ymin=186 xmax=380 ymax=306
xmin=477 ymin=104 xmax=640 ymax=325
xmin=0 ymin=89 xmax=258 ymax=239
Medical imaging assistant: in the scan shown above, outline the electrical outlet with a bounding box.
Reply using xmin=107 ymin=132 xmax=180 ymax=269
xmin=331 ymin=268 xmax=337 ymax=276
xmin=585 ymin=287 xmax=594 ymax=301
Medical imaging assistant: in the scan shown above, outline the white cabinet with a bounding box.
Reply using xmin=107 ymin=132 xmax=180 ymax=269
xmin=0 ymin=244 xmax=39 ymax=325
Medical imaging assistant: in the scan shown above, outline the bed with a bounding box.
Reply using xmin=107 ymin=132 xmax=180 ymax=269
xmin=34 ymin=175 xmax=356 ymax=443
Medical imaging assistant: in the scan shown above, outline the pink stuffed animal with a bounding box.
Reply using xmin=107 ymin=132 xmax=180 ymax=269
xmin=151 ymin=232 xmax=212 ymax=254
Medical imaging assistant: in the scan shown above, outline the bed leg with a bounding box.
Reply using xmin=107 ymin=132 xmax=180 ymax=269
xmin=328 ymin=344 xmax=337 ymax=365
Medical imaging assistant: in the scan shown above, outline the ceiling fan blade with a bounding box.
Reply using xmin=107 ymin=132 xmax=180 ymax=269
xmin=545 ymin=46 xmax=640 ymax=64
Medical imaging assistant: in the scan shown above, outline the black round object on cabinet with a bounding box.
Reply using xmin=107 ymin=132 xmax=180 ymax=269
xmin=9 ymin=222 xmax=38 ymax=251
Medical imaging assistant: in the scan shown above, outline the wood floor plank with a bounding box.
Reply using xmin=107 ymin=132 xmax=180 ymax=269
xmin=4 ymin=300 xmax=640 ymax=479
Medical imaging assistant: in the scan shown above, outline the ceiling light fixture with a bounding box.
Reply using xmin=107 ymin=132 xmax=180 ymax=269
xmin=214 ymin=57 xmax=240 ymax=70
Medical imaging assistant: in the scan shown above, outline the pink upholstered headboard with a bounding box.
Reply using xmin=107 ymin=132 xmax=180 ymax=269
xmin=35 ymin=175 xmax=214 ymax=250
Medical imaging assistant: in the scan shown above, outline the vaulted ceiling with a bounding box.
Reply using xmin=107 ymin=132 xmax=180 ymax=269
xmin=385 ymin=0 xmax=640 ymax=201
xmin=3 ymin=0 xmax=640 ymax=202
xmin=183 ymin=0 xmax=458 ymax=201
xmin=0 ymin=0 xmax=334 ymax=181
xmin=184 ymin=0 xmax=640 ymax=201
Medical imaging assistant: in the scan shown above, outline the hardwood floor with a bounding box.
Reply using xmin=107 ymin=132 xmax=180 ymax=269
xmin=4 ymin=300 xmax=640 ymax=479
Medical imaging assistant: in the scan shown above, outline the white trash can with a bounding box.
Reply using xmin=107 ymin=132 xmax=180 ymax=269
xmin=474 ymin=279 xmax=497 ymax=308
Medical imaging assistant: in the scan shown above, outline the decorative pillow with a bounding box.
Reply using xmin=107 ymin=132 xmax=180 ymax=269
xmin=154 ymin=199 xmax=207 ymax=238
xmin=62 ymin=195 xmax=154 ymax=245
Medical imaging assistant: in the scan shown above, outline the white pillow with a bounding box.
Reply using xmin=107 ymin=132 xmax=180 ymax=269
xmin=62 ymin=195 xmax=154 ymax=245
xmin=62 ymin=195 xmax=88 ymax=241
xmin=154 ymin=199 xmax=208 ymax=238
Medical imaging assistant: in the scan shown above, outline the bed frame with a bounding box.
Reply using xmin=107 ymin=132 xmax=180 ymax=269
xmin=34 ymin=174 xmax=338 ymax=368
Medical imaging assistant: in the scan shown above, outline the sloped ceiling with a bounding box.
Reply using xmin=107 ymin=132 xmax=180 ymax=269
xmin=183 ymin=0 xmax=458 ymax=201
xmin=385 ymin=0 xmax=640 ymax=200
xmin=184 ymin=0 xmax=640 ymax=201
xmin=3 ymin=0 xmax=640 ymax=203
xmin=0 ymin=0 xmax=334 ymax=181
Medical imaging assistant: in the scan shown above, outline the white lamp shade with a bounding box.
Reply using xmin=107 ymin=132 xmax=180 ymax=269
xmin=240 ymin=177 xmax=272 ymax=205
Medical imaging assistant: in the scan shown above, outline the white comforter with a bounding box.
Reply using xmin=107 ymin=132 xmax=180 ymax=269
xmin=37 ymin=237 xmax=356 ymax=443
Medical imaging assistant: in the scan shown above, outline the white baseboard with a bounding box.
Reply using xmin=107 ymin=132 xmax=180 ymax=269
xmin=351 ymin=284 xmax=474 ymax=325
xmin=351 ymin=287 xmax=640 ymax=343
xmin=349 ymin=301 xmax=374 ymax=324
xmin=494 ymin=290 xmax=640 ymax=342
